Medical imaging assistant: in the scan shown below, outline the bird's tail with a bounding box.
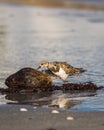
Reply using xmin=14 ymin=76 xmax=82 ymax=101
xmin=74 ymin=67 xmax=86 ymax=73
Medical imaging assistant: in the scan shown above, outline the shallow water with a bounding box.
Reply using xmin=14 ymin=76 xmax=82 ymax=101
xmin=0 ymin=3 xmax=104 ymax=111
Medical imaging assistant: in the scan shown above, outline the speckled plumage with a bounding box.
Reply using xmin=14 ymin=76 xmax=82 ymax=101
xmin=38 ymin=61 xmax=86 ymax=81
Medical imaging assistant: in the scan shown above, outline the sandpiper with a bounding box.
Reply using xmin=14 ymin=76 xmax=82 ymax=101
xmin=37 ymin=61 xmax=86 ymax=83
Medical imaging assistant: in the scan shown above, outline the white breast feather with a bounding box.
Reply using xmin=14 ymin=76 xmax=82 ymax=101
xmin=54 ymin=67 xmax=68 ymax=80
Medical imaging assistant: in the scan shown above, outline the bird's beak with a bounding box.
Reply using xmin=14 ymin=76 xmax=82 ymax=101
xmin=37 ymin=66 xmax=41 ymax=70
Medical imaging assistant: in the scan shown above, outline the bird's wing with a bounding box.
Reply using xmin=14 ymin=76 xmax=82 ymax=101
xmin=60 ymin=62 xmax=77 ymax=75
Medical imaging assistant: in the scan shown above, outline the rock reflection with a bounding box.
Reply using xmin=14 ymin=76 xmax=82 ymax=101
xmin=5 ymin=90 xmax=97 ymax=109
xmin=5 ymin=92 xmax=52 ymax=106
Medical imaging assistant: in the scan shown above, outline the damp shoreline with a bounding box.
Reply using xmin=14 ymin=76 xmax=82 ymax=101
xmin=0 ymin=105 xmax=104 ymax=130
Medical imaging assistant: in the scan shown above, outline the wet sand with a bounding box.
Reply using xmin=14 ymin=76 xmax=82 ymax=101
xmin=0 ymin=105 xmax=104 ymax=130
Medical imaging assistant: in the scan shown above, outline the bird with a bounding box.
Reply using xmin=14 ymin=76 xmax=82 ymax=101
xmin=37 ymin=61 xmax=86 ymax=83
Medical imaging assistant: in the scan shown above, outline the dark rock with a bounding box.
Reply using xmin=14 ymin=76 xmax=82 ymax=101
xmin=5 ymin=68 xmax=52 ymax=91
xmin=2 ymin=68 xmax=103 ymax=93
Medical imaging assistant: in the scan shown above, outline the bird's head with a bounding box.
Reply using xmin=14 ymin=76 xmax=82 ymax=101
xmin=37 ymin=61 xmax=49 ymax=70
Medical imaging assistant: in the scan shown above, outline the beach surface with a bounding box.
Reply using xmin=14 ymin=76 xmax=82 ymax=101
xmin=0 ymin=1 xmax=104 ymax=130
xmin=0 ymin=105 xmax=104 ymax=130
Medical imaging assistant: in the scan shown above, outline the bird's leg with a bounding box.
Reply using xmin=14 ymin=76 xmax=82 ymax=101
xmin=62 ymin=80 xmax=68 ymax=92
xmin=63 ymin=80 xmax=68 ymax=85
xmin=64 ymin=81 xmax=67 ymax=84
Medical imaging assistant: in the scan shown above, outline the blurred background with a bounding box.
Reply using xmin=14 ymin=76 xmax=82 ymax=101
xmin=1 ymin=0 xmax=104 ymax=10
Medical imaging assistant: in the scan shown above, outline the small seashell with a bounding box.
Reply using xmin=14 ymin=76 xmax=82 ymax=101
xmin=66 ymin=116 xmax=74 ymax=121
xmin=51 ymin=110 xmax=60 ymax=114
xmin=20 ymin=108 xmax=28 ymax=112
xmin=33 ymin=106 xmax=37 ymax=109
